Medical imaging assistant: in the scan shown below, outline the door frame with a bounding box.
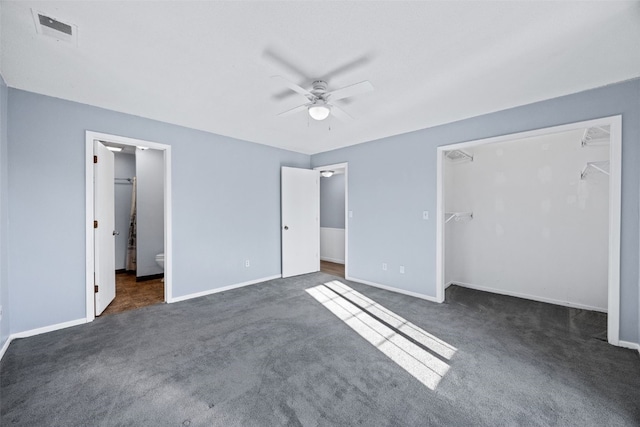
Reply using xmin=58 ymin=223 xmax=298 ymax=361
xmin=85 ymin=131 xmax=173 ymax=322
xmin=435 ymin=115 xmax=622 ymax=345
xmin=313 ymin=162 xmax=349 ymax=278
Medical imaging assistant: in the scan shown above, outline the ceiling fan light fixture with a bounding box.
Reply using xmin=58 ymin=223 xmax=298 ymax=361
xmin=308 ymin=103 xmax=331 ymax=121
xmin=320 ymin=170 xmax=334 ymax=178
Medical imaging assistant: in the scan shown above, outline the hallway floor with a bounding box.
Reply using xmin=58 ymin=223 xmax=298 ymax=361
xmin=101 ymin=272 xmax=164 ymax=316
xmin=320 ymin=260 xmax=345 ymax=278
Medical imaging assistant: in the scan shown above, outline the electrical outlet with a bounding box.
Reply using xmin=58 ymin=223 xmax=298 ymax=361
xmin=349 ymin=210 xmax=353 ymax=218
xmin=399 ymin=265 xmax=405 ymax=274
xmin=382 ymin=263 xmax=387 ymax=271
xmin=423 ymin=211 xmax=429 ymax=220
xmin=245 ymin=260 xmax=250 ymax=268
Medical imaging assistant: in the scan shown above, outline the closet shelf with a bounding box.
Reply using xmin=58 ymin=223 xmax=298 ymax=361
xmin=580 ymin=161 xmax=610 ymax=180
xmin=445 ymin=149 xmax=473 ymax=163
xmin=445 ymin=212 xmax=473 ymax=223
xmin=581 ymin=126 xmax=610 ymax=147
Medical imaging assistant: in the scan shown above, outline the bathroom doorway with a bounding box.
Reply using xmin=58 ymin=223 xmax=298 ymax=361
xmin=315 ymin=162 xmax=348 ymax=278
xmin=85 ymin=131 xmax=173 ymax=321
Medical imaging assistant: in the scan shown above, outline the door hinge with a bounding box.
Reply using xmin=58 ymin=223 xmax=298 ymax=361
xmin=94 ymin=285 xmax=99 ymax=293
xmin=94 ymin=155 xmax=98 ymax=163
xmin=94 ymin=220 xmax=98 ymax=228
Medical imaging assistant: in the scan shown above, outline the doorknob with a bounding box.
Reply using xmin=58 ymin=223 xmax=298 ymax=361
xmin=113 ymin=230 xmax=120 ymax=236
xmin=284 ymin=226 xmax=289 ymax=230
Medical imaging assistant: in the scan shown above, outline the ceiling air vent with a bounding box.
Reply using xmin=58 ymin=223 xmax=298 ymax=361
xmin=31 ymin=9 xmax=78 ymax=45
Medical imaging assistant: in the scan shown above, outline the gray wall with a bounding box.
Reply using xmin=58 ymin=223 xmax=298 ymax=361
xmin=320 ymin=174 xmax=345 ymax=229
xmin=311 ymin=78 xmax=640 ymax=344
xmin=7 ymin=88 xmax=309 ymax=334
xmin=114 ymin=153 xmax=135 ymax=271
xmin=136 ymin=149 xmax=164 ymax=277
xmin=0 ymin=74 xmax=8 ymax=348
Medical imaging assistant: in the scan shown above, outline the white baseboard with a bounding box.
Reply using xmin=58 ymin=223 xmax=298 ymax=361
xmin=11 ymin=318 xmax=87 ymax=339
xmin=618 ymin=340 xmax=640 ymax=354
xmin=449 ymin=281 xmax=608 ymax=313
xmin=346 ymin=276 xmax=440 ymax=303
xmin=0 ymin=336 xmax=11 ymax=360
xmin=320 ymin=257 xmax=345 ymax=264
xmin=1 ymin=274 xmax=282 ymax=360
xmin=1 ymin=318 xmax=87 ymax=361
xmin=168 ymin=275 xmax=280 ymax=303
xmin=445 ymin=281 xmax=454 ymax=289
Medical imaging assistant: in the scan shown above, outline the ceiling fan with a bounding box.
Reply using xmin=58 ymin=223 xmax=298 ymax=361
xmin=273 ymin=76 xmax=374 ymax=122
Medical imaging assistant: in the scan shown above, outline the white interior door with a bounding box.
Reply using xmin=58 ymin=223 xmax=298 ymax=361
xmin=282 ymin=167 xmax=320 ymax=278
xmin=94 ymin=141 xmax=116 ymax=315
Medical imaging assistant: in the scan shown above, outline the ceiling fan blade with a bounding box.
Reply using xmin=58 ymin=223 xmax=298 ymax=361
xmin=263 ymin=48 xmax=310 ymax=81
xmin=322 ymin=54 xmax=372 ymax=82
xmin=325 ymin=80 xmax=374 ymax=102
xmin=277 ymin=103 xmax=309 ymax=117
xmin=271 ymin=76 xmax=313 ymax=99
xmin=329 ymin=104 xmax=354 ymax=122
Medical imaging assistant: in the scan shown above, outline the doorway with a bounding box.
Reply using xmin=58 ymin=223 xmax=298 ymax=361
xmin=314 ymin=162 xmax=348 ymax=278
xmin=85 ymin=131 xmax=173 ymax=322
xmin=436 ymin=116 xmax=622 ymax=345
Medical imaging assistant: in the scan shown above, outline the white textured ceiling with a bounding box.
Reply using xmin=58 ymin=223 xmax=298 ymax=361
xmin=2 ymin=1 xmax=639 ymax=154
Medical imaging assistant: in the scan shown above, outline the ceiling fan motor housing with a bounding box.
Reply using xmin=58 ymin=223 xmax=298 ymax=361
xmin=311 ymin=80 xmax=328 ymax=99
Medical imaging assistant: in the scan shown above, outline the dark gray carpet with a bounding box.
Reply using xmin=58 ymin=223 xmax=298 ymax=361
xmin=1 ymin=273 xmax=639 ymax=426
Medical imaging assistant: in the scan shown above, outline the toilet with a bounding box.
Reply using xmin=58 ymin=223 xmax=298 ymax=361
xmin=155 ymin=253 xmax=164 ymax=270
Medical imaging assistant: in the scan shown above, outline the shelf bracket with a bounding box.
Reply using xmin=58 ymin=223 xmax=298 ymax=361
xmin=445 ymin=212 xmax=473 ymax=223
xmin=581 ymin=161 xmax=610 ymax=179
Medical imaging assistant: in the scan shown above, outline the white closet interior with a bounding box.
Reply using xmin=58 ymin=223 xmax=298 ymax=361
xmin=444 ymin=126 xmax=610 ymax=312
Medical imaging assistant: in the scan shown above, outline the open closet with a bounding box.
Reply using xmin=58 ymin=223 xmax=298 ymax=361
xmin=443 ymin=125 xmax=610 ymax=312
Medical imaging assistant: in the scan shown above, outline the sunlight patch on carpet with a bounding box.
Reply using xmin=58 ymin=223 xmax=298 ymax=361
xmin=306 ymin=281 xmax=456 ymax=390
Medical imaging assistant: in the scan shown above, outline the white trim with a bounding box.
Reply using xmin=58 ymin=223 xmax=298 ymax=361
xmin=11 ymin=318 xmax=87 ymax=339
xmin=444 ymin=281 xmax=454 ymax=289
xmin=436 ymin=115 xmax=622 ymax=346
xmin=0 ymin=336 xmax=12 ymax=361
xmin=606 ymin=116 xmax=622 ymax=345
xmin=314 ymin=162 xmax=349 ymax=278
xmin=85 ymin=131 xmax=172 ymax=322
xmin=320 ymin=257 xmax=345 ymax=264
xmin=346 ymin=276 xmax=440 ymax=303
xmin=0 ymin=318 xmax=88 ymax=361
xmin=167 ymin=275 xmax=280 ymax=303
xmin=85 ymin=135 xmax=94 ymax=321
xmin=450 ymin=281 xmax=607 ymax=313
xmin=618 ymin=340 xmax=640 ymax=354
xmin=435 ymin=146 xmax=445 ymax=303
